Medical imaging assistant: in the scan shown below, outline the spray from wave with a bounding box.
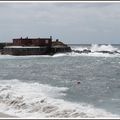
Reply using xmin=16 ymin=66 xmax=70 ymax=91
xmin=90 ymin=44 xmax=119 ymax=52
xmin=0 ymin=79 xmax=118 ymax=118
xmin=70 ymin=44 xmax=120 ymax=57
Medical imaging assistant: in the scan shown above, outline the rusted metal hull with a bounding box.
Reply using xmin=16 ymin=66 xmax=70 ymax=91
xmin=2 ymin=37 xmax=72 ymax=56
xmin=13 ymin=38 xmax=52 ymax=47
xmin=3 ymin=46 xmax=71 ymax=56
xmin=3 ymin=47 xmax=51 ymax=56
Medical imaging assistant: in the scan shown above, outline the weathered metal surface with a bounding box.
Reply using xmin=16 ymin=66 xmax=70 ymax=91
xmin=13 ymin=37 xmax=52 ymax=47
xmin=3 ymin=47 xmax=50 ymax=56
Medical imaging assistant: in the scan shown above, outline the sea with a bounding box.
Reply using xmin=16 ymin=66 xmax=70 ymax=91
xmin=0 ymin=44 xmax=120 ymax=118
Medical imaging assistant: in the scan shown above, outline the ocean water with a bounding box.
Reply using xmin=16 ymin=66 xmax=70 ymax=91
xmin=0 ymin=44 xmax=120 ymax=118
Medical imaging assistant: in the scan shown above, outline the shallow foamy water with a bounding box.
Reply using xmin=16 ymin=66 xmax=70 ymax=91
xmin=0 ymin=79 xmax=118 ymax=118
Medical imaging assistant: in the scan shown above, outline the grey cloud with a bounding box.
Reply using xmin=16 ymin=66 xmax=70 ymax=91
xmin=0 ymin=2 xmax=120 ymax=44
xmin=54 ymin=2 xmax=115 ymax=8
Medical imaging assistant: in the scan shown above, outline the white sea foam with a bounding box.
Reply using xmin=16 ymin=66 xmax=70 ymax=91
xmin=52 ymin=53 xmax=68 ymax=57
xmin=90 ymin=44 xmax=118 ymax=52
xmin=74 ymin=52 xmax=118 ymax=57
xmin=64 ymin=52 xmax=119 ymax=58
xmin=0 ymin=79 xmax=118 ymax=118
xmin=71 ymin=44 xmax=120 ymax=57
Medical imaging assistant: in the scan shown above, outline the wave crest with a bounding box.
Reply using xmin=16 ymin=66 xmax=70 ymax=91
xmin=0 ymin=79 xmax=118 ymax=118
xmin=71 ymin=44 xmax=120 ymax=57
xmin=90 ymin=44 xmax=119 ymax=52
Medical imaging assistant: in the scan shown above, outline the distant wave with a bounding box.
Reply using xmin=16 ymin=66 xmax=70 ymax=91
xmin=0 ymin=79 xmax=118 ymax=118
xmin=72 ymin=44 xmax=120 ymax=54
xmin=69 ymin=44 xmax=120 ymax=57
xmin=52 ymin=44 xmax=120 ymax=57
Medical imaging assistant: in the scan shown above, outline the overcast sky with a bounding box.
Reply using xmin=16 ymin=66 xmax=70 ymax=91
xmin=0 ymin=2 xmax=120 ymax=44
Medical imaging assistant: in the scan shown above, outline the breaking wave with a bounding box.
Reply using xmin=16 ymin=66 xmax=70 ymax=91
xmin=71 ymin=44 xmax=120 ymax=57
xmin=0 ymin=79 xmax=118 ymax=118
xmin=72 ymin=44 xmax=119 ymax=52
xmin=90 ymin=44 xmax=119 ymax=52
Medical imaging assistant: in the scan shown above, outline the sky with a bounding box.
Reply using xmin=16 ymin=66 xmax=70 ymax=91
xmin=0 ymin=2 xmax=120 ymax=44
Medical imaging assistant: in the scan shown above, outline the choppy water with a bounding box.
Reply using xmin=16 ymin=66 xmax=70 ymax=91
xmin=0 ymin=44 xmax=120 ymax=118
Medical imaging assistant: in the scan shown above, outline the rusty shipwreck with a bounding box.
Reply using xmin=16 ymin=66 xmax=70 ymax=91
xmin=1 ymin=36 xmax=71 ymax=56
